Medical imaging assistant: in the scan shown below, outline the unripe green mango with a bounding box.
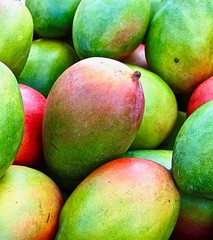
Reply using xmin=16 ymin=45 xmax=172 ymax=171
xmin=127 ymin=64 xmax=178 ymax=149
xmin=172 ymin=100 xmax=213 ymax=200
xmin=0 ymin=62 xmax=24 ymax=178
xmin=122 ymin=149 xmax=172 ymax=170
xmin=0 ymin=0 xmax=33 ymax=77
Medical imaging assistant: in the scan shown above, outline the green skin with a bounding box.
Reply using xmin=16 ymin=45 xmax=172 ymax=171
xmin=0 ymin=165 xmax=64 ymax=239
xmin=145 ymin=0 xmax=213 ymax=93
xmin=42 ymin=57 xmax=144 ymax=182
xmin=72 ymin=0 xmax=151 ymax=60
xmin=26 ymin=0 xmax=81 ymax=38
xmin=0 ymin=62 xmax=24 ymax=178
xmin=18 ymin=38 xmax=79 ymax=97
xmin=55 ymin=158 xmax=180 ymax=240
xmin=127 ymin=65 xmax=178 ymax=149
xmin=170 ymin=192 xmax=213 ymax=240
xmin=122 ymin=149 xmax=172 ymax=170
xmin=172 ymin=100 xmax=213 ymax=200
xmin=150 ymin=0 xmax=162 ymax=20
xmin=160 ymin=111 xmax=186 ymax=150
xmin=0 ymin=0 xmax=33 ymax=77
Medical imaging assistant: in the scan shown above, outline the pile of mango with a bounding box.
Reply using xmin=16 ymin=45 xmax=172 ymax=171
xmin=0 ymin=0 xmax=212 ymax=239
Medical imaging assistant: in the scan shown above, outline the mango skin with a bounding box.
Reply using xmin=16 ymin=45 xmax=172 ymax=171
xmin=170 ymin=192 xmax=213 ymax=240
xmin=18 ymin=38 xmax=78 ymax=97
xmin=73 ymin=0 xmax=151 ymax=60
xmin=160 ymin=111 xmax=186 ymax=150
xmin=172 ymin=100 xmax=213 ymax=200
xmin=0 ymin=62 xmax=24 ymax=178
xmin=42 ymin=57 xmax=144 ymax=181
xmin=0 ymin=0 xmax=33 ymax=76
xmin=127 ymin=64 xmax=178 ymax=149
xmin=145 ymin=0 xmax=213 ymax=93
xmin=122 ymin=149 xmax=172 ymax=170
xmin=0 ymin=165 xmax=64 ymax=240
xmin=55 ymin=158 xmax=180 ymax=240
xmin=26 ymin=0 xmax=81 ymax=38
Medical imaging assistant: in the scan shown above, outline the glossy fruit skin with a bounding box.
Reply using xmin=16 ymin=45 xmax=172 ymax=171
xmin=73 ymin=0 xmax=151 ymax=60
xmin=55 ymin=158 xmax=180 ymax=240
xmin=170 ymin=192 xmax=213 ymax=240
xmin=145 ymin=0 xmax=213 ymax=93
xmin=0 ymin=165 xmax=64 ymax=240
xmin=13 ymin=84 xmax=46 ymax=167
xmin=0 ymin=0 xmax=33 ymax=77
xmin=18 ymin=38 xmax=78 ymax=97
xmin=122 ymin=44 xmax=150 ymax=69
xmin=0 ymin=62 xmax=24 ymax=178
xmin=186 ymin=76 xmax=213 ymax=117
xmin=160 ymin=111 xmax=186 ymax=150
xmin=122 ymin=149 xmax=172 ymax=170
xmin=150 ymin=0 xmax=162 ymax=20
xmin=127 ymin=64 xmax=178 ymax=149
xmin=26 ymin=0 xmax=81 ymax=38
xmin=172 ymin=100 xmax=213 ymax=200
xmin=42 ymin=57 xmax=144 ymax=182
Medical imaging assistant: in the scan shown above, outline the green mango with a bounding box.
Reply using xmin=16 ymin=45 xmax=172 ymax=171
xmin=172 ymin=100 xmax=213 ymax=200
xmin=72 ymin=0 xmax=151 ymax=59
xmin=0 ymin=62 xmax=24 ymax=178
xmin=160 ymin=111 xmax=186 ymax=150
xmin=18 ymin=38 xmax=78 ymax=97
xmin=122 ymin=149 xmax=172 ymax=170
xmin=0 ymin=0 xmax=33 ymax=76
xmin=145 ymin=0 xmax=213 ymax=93
xmin=127 ymin=65 xmax=178 ymax=149
xmin=26 ymin=0 xmax=81 ymax=38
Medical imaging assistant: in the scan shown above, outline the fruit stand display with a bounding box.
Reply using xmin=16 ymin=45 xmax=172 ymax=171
xmin=0 ymin=0 xmax=213 ymax=239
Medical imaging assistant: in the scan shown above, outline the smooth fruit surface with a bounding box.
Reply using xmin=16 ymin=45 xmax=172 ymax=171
xmin=145 ymin=0 xmax=213 ymax=93
xmin=0 ymin=62 xmax=24 ymax=178
xmin=73 ymin=0 xmax=151 ymax=59
xmin=0 ymin=0 xmax=33 ymax=76
xmin=122 ymin=44 xmax=150 ymax=69
xmin=122 ymin=149 xmax=172 ymax=170
xmin=150 ymin=0 xmax=162 ymax=20
xmin=18 ymin=38 xmax=78 ymax=97
xmin=170 ymin=192 xmax=213 ymax=240
xmin=172 ymin=100 xmax=213 ymax=199
xmin=55 ymin=158 xmax=180 ymax=240
xmin=14 ymin=84 xmax=46 ymax=167
xmin=127 ymin=64 xmax=178 ymax=149
xmin=186 ymin=76 xmax=213 ymax=117
xmin=43 ymin=57 xmax=144 ymax=181
xmin=26 ymin=0 xmax=81 ymax=38
xmin=160 ymin=111 xmax=186 ymax=150
xmin=0 ymin=165 xmax=64 ymax=239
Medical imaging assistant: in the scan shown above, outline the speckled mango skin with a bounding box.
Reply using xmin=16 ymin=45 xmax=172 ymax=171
xmin=42 ymin=57 xmax=144 ymax=182
xmin=0 ymin=165 xmax=64 ymax=240
xmin=55 ymin=158 xmax=180 ymax=240
xmin=0 ymin=62 xmax=24 ymax=178
xmin=72 ymin=0 xmax=151 ymax=60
